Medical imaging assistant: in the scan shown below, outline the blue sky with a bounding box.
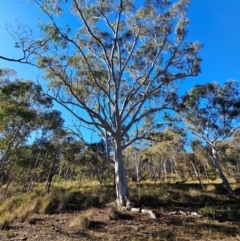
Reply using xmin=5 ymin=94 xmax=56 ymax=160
xmin=184 ymin=0 xmax=240 ymax=89
xmin=1 ymin=1 xmax=239 ymax=85
xmin=0 ymin=0 xmax=240 ymax=141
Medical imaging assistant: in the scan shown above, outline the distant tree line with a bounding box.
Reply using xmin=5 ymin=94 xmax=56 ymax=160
xmin=1 ymin=68 xmax=240 ymax=197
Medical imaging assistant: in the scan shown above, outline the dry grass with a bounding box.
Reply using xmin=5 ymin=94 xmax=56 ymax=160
xmin=69 ymin=209 xmax=93 ymax=231
xmin=0 ymin=180 xmax=240 ymax=240
xmin=107 ymin=204 xmax=120 ymax=220
xmin=0 ymin=182 xmax=114 ymax=226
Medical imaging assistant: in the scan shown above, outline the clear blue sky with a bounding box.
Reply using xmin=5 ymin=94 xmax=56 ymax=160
xmin=0 ymin=0 xmax=240 ymax=138
xmin=184 ymin=0 xmax=240 ymax=89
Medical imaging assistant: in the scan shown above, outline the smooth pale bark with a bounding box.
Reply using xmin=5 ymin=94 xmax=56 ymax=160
xmin=135 ymin=153 xmax=141 ymax=182
xmin=0 ymin=127 xmax=21 ymax=173
xmin=190 ymin=160 xmax=204 ymax=189
xmin=114 ymin=138 xmax=131 ymax=207
xmin=163 ymin=158 xmax=167 ymax=182
xmin=211 ymin=147 xmax=233 ymax=194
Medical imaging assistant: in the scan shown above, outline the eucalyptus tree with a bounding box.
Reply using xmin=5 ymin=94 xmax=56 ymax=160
xmin=124 ymin=145 xmax=148 ymax=182
xmin=0 ymin=68 xmax=64 ymax=188
xmin=229 ymin=130 xmax=240 ymax=175
xmin=0 ymin=0 xmax=201 ymax=206
xmin=179 ymin=80 xmax=240 ymax=194
xmin=146 ymin=128 xmax=187 ymax=182
xmin=190 ymin=139 xmax=216 ymax=183
xmin=0 ymin=69 xmax=44 ymax=176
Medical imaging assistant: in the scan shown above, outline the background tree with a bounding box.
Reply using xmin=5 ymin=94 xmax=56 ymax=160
xmin=0 ymin=68 xmax=64 ymax=192
xmin=124 ymin=144 xmax=148 ymax=182
xmin=179 ymin=80 xmax=240 ymax=194
xmin=190 ymin=139 xmax=216 ymax=183
xmin=0 ymin=0 xmax=202 ymax=206
xmin=147 ymin=128 xmax=187 ymax=183
xmin=227 ymin=130 xmax=240 ymax=177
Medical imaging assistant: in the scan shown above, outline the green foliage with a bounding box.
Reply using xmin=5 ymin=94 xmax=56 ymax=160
xmin=198 ymin=206 xmax=216 ymax=218
xmin=141 ymin=171 xmax=150 ymax=181
xmin=3 ymin=230 xmax=15 ymax=238
xmin=179 ymin=81 xmax=240 ymax=194
xmin=0 ymin=68 xmax=65 ymax=193
xmin=2 ymin=0 xmax=204 ymax=205
xmin=180 ymin=81 xmax=240 ymax=138
xmin=28 ymin=0 xmax=202 ymax=149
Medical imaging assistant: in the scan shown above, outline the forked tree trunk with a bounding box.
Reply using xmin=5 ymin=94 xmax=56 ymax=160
xmin=114 ymin=139 xmax=131 ymax=207
xmin=211 ymin=147 xmax=233 ymax=194
xmin=190 ymin=160 xmax=204 ymax=189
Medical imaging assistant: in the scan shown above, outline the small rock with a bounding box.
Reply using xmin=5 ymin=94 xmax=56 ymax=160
xmin=179 ymin=210 xmax=187 ymax=215
xmin=190 ymin=212 xmax=202 ymax=218
xmin=131 ymin=207 xmax=141 ymax=213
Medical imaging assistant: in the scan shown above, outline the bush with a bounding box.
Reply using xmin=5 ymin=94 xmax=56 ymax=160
xmin=198 ymin=206 xmax=216 ymax=218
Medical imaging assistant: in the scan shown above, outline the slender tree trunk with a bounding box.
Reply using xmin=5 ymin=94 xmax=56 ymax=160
xmin=171 ymin=161 xmax=175 ymax=183
xmin=21 ymin=165 xmax=31 ymax=195
xmin=237 ymin=162 xmax=240 ymax=175
xmin=204 ymin=164 xmax=210 ymax=183
xmin=190 ymin=160 xmax=204 ymax=189
xmin=46 ymin=163 xmax=55 ymax=192
xmin=0 ymin=127 xmax=21 ymax=174
xmin=159 ymin=157 xmax=163 ymax=183
xmin=78 ymin=171 xmax=84 ymax=187
xmin=150 ymin=157 xmax=157 ymax=184
xmin=135 ymin=153 xmax=140 ymax=182
xmin=4 ymin=179 xmax=11 ymax=196
xmin=37 ymin=164 xmax=46 ymax=185
xmin=57 ymin=166 xmax=62 ymax=183
xmin=114 ymin=138 xmax=131 ymax=207
xmin=211 ymin=147 xmax=233 ymax=194
xmin=163 ymin=158 xmax=167 ymax=182
xmin=95 ymin=164 xmax=103 ymax=185
xmin=171 ymin=158 xmax=187 ymax=183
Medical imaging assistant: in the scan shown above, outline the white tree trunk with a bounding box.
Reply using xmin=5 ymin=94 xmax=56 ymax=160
xmin=114 ymin=138 xmax=131 ymax=207
xmin=211 ymin=147 xmax=233 ymax=194
xmin=190 ymin=160 xmax=204 ymax=189
xmin=135 ymin=152 xmax=141 ymax=182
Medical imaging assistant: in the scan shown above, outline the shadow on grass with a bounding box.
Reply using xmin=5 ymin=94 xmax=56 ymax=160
xmin=195 ymin=222 xmax=239 ymax=237
xmin=130 ymin=182 xmax=240 ymax=223
xmin=118 ymin=212 xmax=133 ymax=220
xmin=154 ymin=210 xmax=239 ymax=240
xmin=89 ymin=221 xmax=106 ymax=229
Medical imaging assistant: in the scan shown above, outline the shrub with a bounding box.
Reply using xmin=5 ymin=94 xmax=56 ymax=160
xmin=198 ymin=206 xmax=216 ymax=218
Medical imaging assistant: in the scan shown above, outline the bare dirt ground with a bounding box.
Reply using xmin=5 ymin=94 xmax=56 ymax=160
xmin=1 ymin=204 xmax=240 ymax=241
xmin=1 ymin=183 xmax=240 ymax=240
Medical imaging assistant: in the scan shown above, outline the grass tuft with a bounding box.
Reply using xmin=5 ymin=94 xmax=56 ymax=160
xmin=69 ymin=209 xmax=93 ymax=231
xmin=107 ymin=204 xmax=120 ymax=220
xmin=198 ymin=205 xmax=216 ymax=218
xmin=3 ymin=229 xmax=15 ymax=239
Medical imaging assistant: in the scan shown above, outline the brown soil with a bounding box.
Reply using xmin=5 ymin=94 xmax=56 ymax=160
xmin=1 ymin=205 xmax=240 ymax=241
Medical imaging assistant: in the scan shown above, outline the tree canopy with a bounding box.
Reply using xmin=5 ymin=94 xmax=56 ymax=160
xmin=0 ymin=0 xmax=202 ymax=206
xmin=179 ymin=80 xmax=240 ymax=193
